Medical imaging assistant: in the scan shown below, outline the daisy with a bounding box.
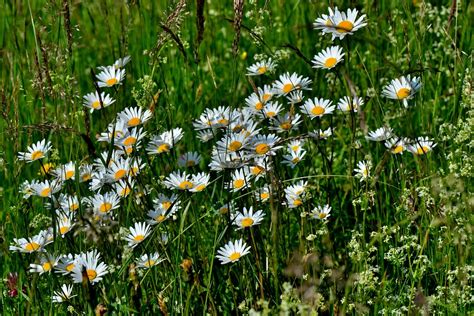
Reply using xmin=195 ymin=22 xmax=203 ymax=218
xmin=247 ymin=156 xmax=271 ymax=179
xmin=147 ymin=208 xmax=173 ymax=225
xmin=216 ymin=132 xmax=248 ymax=153
xmin=113 ymin=55 xmax=131 ymax=69
xmin=19 ymin=179 xmax=39 ymax=199
xmin=248 ymin=134 xmax=282 ymax=156
xmin=136 ymin=253 xmax=164 ymax=269
xmin=119 ymin=127 xmax=146 ymax=148
xmin=178 ymin=152 xmax=202 ymax=168
xmin=286 ymin=90 xmax=305 ymax=104
xmin=328 ymin=7 xmax=367 ymax=40
xmin=271 ymin=113 xmax=302 ymax=133
xmin=117 ymin=106 xmax=153 ymax=128
xmin=18 ymin=139 xmax=52 ymax=163
xmin=313 ymin=7 xmax=336 ymax=34
xmin=282 ymin=149 xmax=306 ymax=168
xmin=123 ymin=222 xmax=152 ymax=249
xmin=114 ymin=179 xmax=134 ymax=197
xmin=71 ymin=250 xmax=108 ymax=284
xmin=56 ymin=212 xmax=75 ymax=237
xmin=216 ymin=239 xmax=251 ymax=264
xmin=273 ymin=72 xmax=312 ymax=96
xmin=209 ymin=150 xmax=246 ymax=171
xmin=311 ymin=204 xmax=332 ymax=220
xmin=407 ymin=137 xmax=437 ymax=155
xmin=164 ymin=171 xmax=194 ymax=191
xmin=190 ymin=172 xmax=211 ymax=192
xmin=53 ymin=161 xmax=76 ymax=181
xmin=301 ymin=98 xmax=335 ymax=118
xmin=216 ymin=201 xmax=236 ymax=216
xmin=154 ymin=193 xmax=181 ymax=213
xmin=98 ymin=120 xmax=128 ymax=144
xmin=90 ymin=192 xmax=121 ymax=215
xmin=287 ymin=140 xmax=305 ymax=153
xmin=82 ymin=91 xmax=115 ymax=112
xmin=255 ymin=186 xmax=271 ymax=202
xmin=384 ymin=137 xmax=407 ymax=154
xmin=79 ymin=164 xmax=93 ymax=182
xmin=32 ymin=180 xmax=62 ymax=198
xmin=147 ymin=128 xmax=184 ymax=155
xmin=354 ymin=160 xmax=371 ymax=182
xmin=247 ymin=58 xmax=277 ymax=76
xmin=197 ymin=130 xmax=214 ymax=143
xmin=29 ymin=253 xmax=59 ymax=274
xmin=227 ymin=168 xmax=252 ymax=192
xmin=260 ymin=101 xmax=284 ymax=119
xmin=9 ymin=231 xmax=50 ymax=253
xmin=366 ymin=127 xmax=393 ymax=142
xmin=312 ymin=46 xmax=344 ymax=69
xmin=309 ymin=128 xmax=333 ymax=140
xmin=52 ymin=284 xmax=76 ymax=303
xmin=382 ymin=75 xmax=422 ymax=107
xmin=55 ymin=254 xmax=77 ymax=275
xmin=233 ymin=206 xmax=265 ymax=229
xmin=284 ymin=181 xmax=308 ymax=208
xmin=337 ymin=96 xmax=364 ymax=113
xmin=96 ymin=65 xmax=125 ymax=88
xmin=58 ymin=194 xmax=80 ymax=213
xmin=106 ymin=157 xmax=130 ymax=182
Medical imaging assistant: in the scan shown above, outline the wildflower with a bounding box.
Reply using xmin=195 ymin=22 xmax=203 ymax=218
xmin=71 ymin=250 xmax=108 ymax=284
xmin=55 ymin=254 xmax=77 ymax=275
xmin=247 ymin=58 xmax=277 ymax=76
xmin=216 ymin=132 xmax=249 ymax=153
xmin=313 ymin=7 xmax=336 ymax=34
xmin=19 ymin=179 xmax=39 ymax=199
xmin=328 ymin=7 xmax=367 ymax=40
xmin=18 ymin=139 xmax=52 ymax=163
xmin=98 ymin=120 xmax=128 ymax=144
xmin=106 ymin=157 xmax=130 ymax=182
xmin=248 ymin=134 xmax=282 ymax=156
xmin=384 ymin=137 xmax=407 ymax=154
xmin=53 ymin=161 xmax=76 ymax=181
xmin=123 ymin=222 xmax=152 ymax=248
xmin=9 ymin=231 xmax=50 ymax=253
xmin=29 ymin=253 xmax=59 ymax=274
xmin=216 ymin=201 xmax=236 ymax=216
xmin=261 ymin=101 xmax=284 ymax=119
xmin=301 ymin=97 xmax=335 ymax=118
xmin=117 ymin=106 xmax=153 ymax=128
xmin=32 ymin=180 xmax=63 ymax=198
xmin=118 ymin=127 xmax=146 ymax=148
xmin=286 ymin=90 xmax=305 ymax=104
xmin=337 ymin=96 xmax=364 ymax=113
xmin=354 ymin=160 xmax=371 ymax=182
xmin=52 ymin=284 xmax=76 ymax=303
xmin=58 ymin=194 xmax=80 ymax=213
xmin=382 ymin=75 xmax=421 ymax=107
xmin=216 ymin=239 xmax=251 ymax=264
xmin=112 ymin=55 xmax=131 ymax=69
xmin=114 ymin=179 xmax=134 ymax=197
xmin=233 ymin=206 xmax=265 ymax=229
xmin=89 ymin=192 xmax=121 ymax=215
xmin=366 ymin=127 xmax=393 ymax=142
xmin=284 ymin=181 xmax=308 ymax=208
xmin=312 ymin=46 xmax=344 ymax=69
xmin=282 ymin=148 xmax=306 ymax=168
xmin=227 ymin=168 xmax=252 ymax=192
xmin=273 ymin=72 xmax=312 ymax=96
xmin=147 ymin=128 xmax=184 ymax=155
xmin=83 ymin=91 xmax=115 ymax=112
xmin=56 ymin=212 xmax=75 ymax=237
xmin=178 ymin=152 xmax=202 ymax=168
xmin=189 ymin=172 xmax=210 ymax=192
xmin=407 ymin=137 xmax=437 ymax=155
xmin=136 ymin=253 xmax=164 ymax=269
xmin=96 ymin=65 xmax=125 ymax=88
xmin=311 ymin=204 xmax=332 ymax=220
xmin=164 ymin=171 xmax=194 ymax=191
xmin=271 ymin=113 xmax=302 ymax=133
xmin=255 ymin=186 xmax=271 ymax=202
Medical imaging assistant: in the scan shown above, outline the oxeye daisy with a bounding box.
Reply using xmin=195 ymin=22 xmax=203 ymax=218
xmin=90 ymin=192 xmax=121 ymax=215
xmin=247 ymin=156 xmax=271 ymax=179
xmin=29 ymin=253 xmax=59 ymax=274
xmin=178 ymin=152 xmax=202 ymax=168
xmin=216 ymin=132 xmax=248 ymax=153
xmin=136 ymin=253 xmax=164 ymax=269
xmin=20 ymin=179 xmax=39 ymax=199
xmin=255 ymin=186 xmax=271 ymax=202
xmin=52 ymin=284 xmax=76 ymax=303
xmin=114 ymin=179 xmax=134 ymax=197
xmin=53 ymin=161 xmax=76 ymax=181
xmin=164 ymin=171 xmax=194 ymax=191
xmin=366 ymin=127 xmax=393 ymax=142
xmin=282 ymin=148 xmax=306 ymax=169
xmin=55 ymin=254 xmax=78 ymax=275
xmin=79 ymin=164 xmax=93 ymax=182
xmin=106 ymin=157 xmax=130 ymax=182
xmin=18 ymin=139 xmax=52 ymax=163
xmin=233 ymin=206 xmax=265 ymax=229
xmin=58 ymin=194 xmax=80 ymax=213
xmin=147 ymin=128 xmax=184 ymax=155
xmin=56 ymin=212 xmax=75 ymax=237
xmin=328 ymin=7 xmax=367 ymax=40
xmin=113 ymin=55 xmax=131 ymax=69
xmin=216 ymin=239 xmax=251 ymax=264
xmin=197 ymin=130 xmax=214 ymax=143
xmin=147 ymin=207 xmax=173 ymax=225
xmin=284 ymin=181 xmax=308 ymax=208
xmin=384 ymin=137 xmax=407 ymax=154
xmin=354 ymin=160 xmax=371 ymax=182
xmin=216 ymin=201 xmax=236 ymax=216
xmin=382 ymin=75 xmax=422 ymax=107
xmin=96 ymin=65 xmax=125 ymax=88
xmin=227 ymin=168 xmax=252 ymax=192
xmin=271 ymin=113 xmax=302 ymax=133
xmin=32 ymin=180 xmax=62 ymax=198
xmin=190 ymin=172 xmax=211 ymax=192
xmin=248 ymin=134 xmax=282 ymax=156
xmin=246 ymin=58 xmax=277 ymax=76
xmin=337 ymin=96 xmax=364 ymax=113
xmin=209 ymin=150 xmax=245 ymax=171
xmin=154 ymin=193 xmax=181 ymax=213
xmin=309 ymin=128 xmax=333 ymax=140
xmin=407 ymin=137 xmax=437 ymax=155
xmin=119 ymin=127 xmax=146 ymax=148
xmin=9 ymin=232 xmax=49 ymax=253
xmin=311 ymin=204 xmax=332 ymax=220
xmin=313 ymin=7 xmax=336 ymax=34
xmin=123 ymin=222 xmax=152 ymax=248
xmin=312 ymin=46 xmax=344 ymax=69
xmin=286 ymin=90 xmax=305 ymax=104
xmin=98 ymin=120 xmax=128 ymax=144
xmin=301 ymin=98 xmax=335 ymax=118
xmin=71 ymin=250 xmax=108 ymax=284
xmin=273 ymin=72 xmax=312 ymax=96
xmin=117 ymin=106 xmax=153 ymax=128
xmin=82 ymin=91 xmax=115 ymax=112
xmin=260 ymin=101 xmax=284 ymax=119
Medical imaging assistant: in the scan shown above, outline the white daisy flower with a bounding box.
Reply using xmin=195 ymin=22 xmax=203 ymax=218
xmin=246 ymin=58 xmax=277 ymax=76
xmin=56 ymin=212 xmax=75 ymax=237
xmin=260 ymin=101 xmax=284 ymax=119
xmin=9 ymin=232 xmax=50 ymax=253
xmin=301 ymin=97 xmax=335 ymax=118
xmin=366 ymin=127 xmax=393 ymax=142
xmin=382 ymin=75 xmax=421 ymax=107
xmin=55 ymin=254 xmax=78 ymax=275
xmin=384 ymin=137 xmax=407 ymax=154
xmin=313 ymin=7 xmax=336 ymax=34
xmin=98 ymin=120 xmax=128 ymax=144
xmin=119 ymin=127 xmax=146 ymax=148
xmin=19 ymin=179 xmax=39 ymax=199
xmin=18 ymin=139 xmax=52 ymax=163
xmin=309 ymin=128 xmax=333 ymax=140
xmin=136 ymin=252 xmax=164 ymax=269
xmin=52 ymin=284 xmax=76 ymax=303
xmin=190 ymin=172 xmax=210 ymax=192
xmin=311 ymin=204 xmax=332 ymax=220
xmin=96 ymin=65 xmax=125 ymax=88
xmin=282 ymin=149 xmax=306 ymax=169
xmin=337 ymin=96 xmax=364 ymax=113
xmin=29 ymin=253 xmax=59 ymax=274
xmin=79 ymin=164 xmax=94 ymax=182
xmin=328 ymin=7 xmax=367 ymax=40
xmin=82 ymin=91 xmax=115 ymax=112
xmin=312 ymin=46 xmax=344 ymax=69
xmin=227 ymin=168 xmax=252 ymax=192
xmin=354 ymin=160 xmax=371 ymax=182
xmin=71 ymin=250 xmax=108 ymax=284
xmin=178 ymin=152 xmax=202 ymax=168
xmin=407 ymin=137 xmax=437 ymax=155
xmin=53 ymin=161 xmax=76 ymax=181
xmin=114 ymin=179 xmax=134 ymax=197
xmin=216 ymin=239 xmax=251 ymax=264
xmin=123 ymin=222 xmax=152 ymax=249
xmin=255 ymin=186 xmax=271 ymax=202
xmin=89 ymin=192 xmax=121 ymax=215
xmin=273 ymin=72 xmax=312 ymax=96
xmin=106 ymin=157 xmax=130 ymax=182
xmin=286 ymin=90 xmax=305 ymax=104
xmin=164 ymin=171 xmax=194 ymax=191
xmin=147 ymin=128 xmax=184 ymax=155
xmin=32 ymin=180 xmax=63 ymax=198
xmin=233 ymin=206 xmax=265 ymax=229
xmin=117 ymin=106 xmax=153 ymax=128
xmin=216 ymin=132 xmax=249 ymax=153
xmin=248 ymin=134 xmax=282 ymax=156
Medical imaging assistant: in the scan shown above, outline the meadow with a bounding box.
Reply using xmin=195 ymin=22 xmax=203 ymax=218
xmin=0 ymin=0 xmax=472 ymax=314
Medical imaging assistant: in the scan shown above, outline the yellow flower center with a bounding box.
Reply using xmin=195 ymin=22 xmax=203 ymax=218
xmin=162 ymin=201 xmax=172 ymax=210
xmin=252 ymin=166 xmax=265 ymax=175
xmin=262 ymin=93 xmax=272 ymax=101
xmin=65 ymin=170 xmax=75 ymax=180
xmin=133 ymin=234 xmax=145 ymax=242
xmin=266 ymin=111 xmax=276 ymax=118
xmin=219 ymin=207 xmax=229 ymax=215
xmin=194 ymin=184 xmax=206 ymax=192
xmin=241 ymin=217 xmax=254 ymax=227
xmin=186 ymin=160 xmax=196 ymax=167
xmin=233 ymin=179 xmax=245 ymax=189
xmin=157 ymin=144 xmax=170 ymax=153
xmin=292 ymin=157 xmax=300 ymax=163
xmin=114 ymin=169 xmax=127 ymax=180
xmin=319 ymin=213 xmax=327 ymax=219
xmin=336 ymin=20 xmax=354 ymax=33
xmin=86 ymin=269 xmax=97 ymax=281
xmin=40 ymin=187 xmax=51 ymax=197
xmin=255 ymin=143 xmax=270 ymax=155
xmin=311 ymin=106 xmax=325 ymax=116
xmin=392 ymin=145 xmax=404 ymax=154
xmin=31 ymin=150 xmax=44 ymax=161
xmin=229 ymin=252 xmax=241 ymax=261
xmin=125 ymin=146 xmax=134 ymax=155
xmin=42 ymin=262 xmax=52 ymax=272
xmin=82 ymin=173 xmax=92 ymax=181
xmin=70 ymin=203 xmax=79 ymax=211
xmin=156 ymin=215 xmax=166 ymax=222
xmin=128 ymin=117 xmax=141 ymax=127
xmin=40 ymin=163 xmax=54 ymax=175
xmin=417 ymin=146 xmax=430 ymax=155
xmin=260 ymin=192 xmax=269 ymax=200
xmin=324 ymin=57 xmax=337 ymax=68
xmin=257 ymin=66 xmax=267 ymax=74
xmin=179 ymin=181 xmax=194 ymax=190
xmin=363 ymin=168 xmax=369 ymax=177
xmin=255 ymin=102 xmax=263 ymax=110
xmin=293 ymin=199 xmax=302 ymax=206
xmin=92 ymin=100 xmax=101 ymax=109
xmin=123 ymin=136 xmax=137 ymax=146
xmin=282 ymin=83 xmax=293 ymax=93
xmin=66 ymin=263 xmax=75 ymax=272
xmin=106 ymin=78 xmax=118 ymax=86
xmin=228 ymin=141 xmax=242 ymax=152
xmin=291 ymin=145 xmax=299 ymax=151
xmin=280 ymin=122 xmax=292 ymax=130
xmin=144 ymin=260 xmax=156 ymax=268
xmin=120 ymin=186 xmax=131 ymax=197
xmin=60 ymin=226 xmax=69 ymax=235
xmin=396 ymin=88 xmax=411 ymax=99
xmin=99 ymin=202 xmax=113 ymax=213
xmin=218 ymin=118 xmax=229 ymax=126
xmin=25 ymin=242 xmax=41 ymax=252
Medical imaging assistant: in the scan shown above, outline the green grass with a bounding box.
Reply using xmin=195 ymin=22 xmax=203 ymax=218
xmin=0 ymin=0 xmax=473 ymax=314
